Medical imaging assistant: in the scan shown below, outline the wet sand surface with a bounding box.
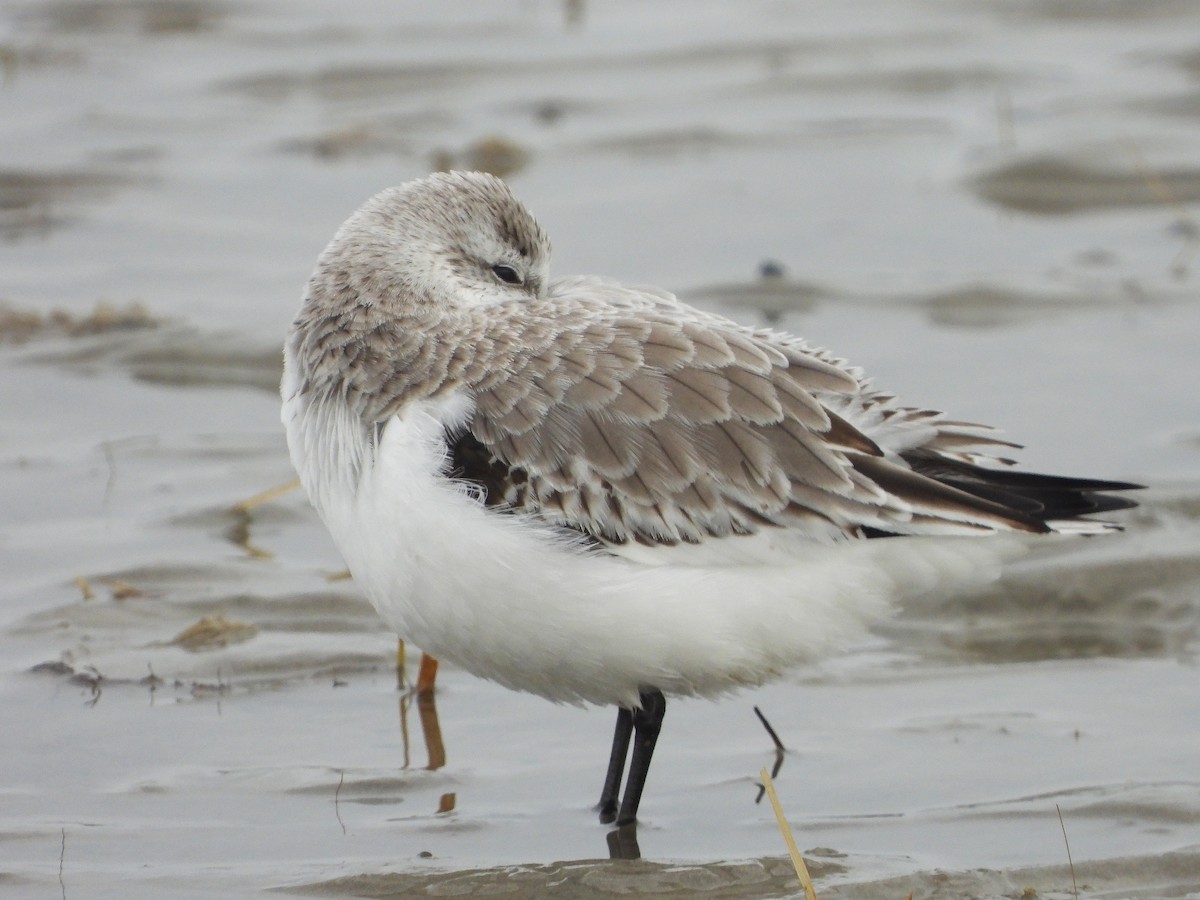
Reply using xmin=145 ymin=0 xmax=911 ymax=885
xmin=2 ymin=1 xmax=1200 ymax=897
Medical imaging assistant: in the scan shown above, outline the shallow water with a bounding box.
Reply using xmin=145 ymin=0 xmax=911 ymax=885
xmin=2 ymin=1 xmax=1200 ymax=897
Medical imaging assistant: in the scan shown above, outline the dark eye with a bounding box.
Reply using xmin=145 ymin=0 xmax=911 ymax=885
xmin=492 ymin=264 xmax=523 ymax=285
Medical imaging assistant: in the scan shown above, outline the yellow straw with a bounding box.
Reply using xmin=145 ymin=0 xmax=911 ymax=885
xmin=760 ymin=767 xmax=817 ymax=900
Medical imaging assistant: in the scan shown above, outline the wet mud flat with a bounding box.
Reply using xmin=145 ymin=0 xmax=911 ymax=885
xmin=285 ymin=849 xmax=1200 ymax=899
xmin=3 ymin=0 xmax=1200 ymax=896
xmin=1 ymin=321 xmax=1198 ymax=899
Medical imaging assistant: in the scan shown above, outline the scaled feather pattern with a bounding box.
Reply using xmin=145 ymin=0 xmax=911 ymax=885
xmin=282 ymin=171 xmax=1138 ymax=706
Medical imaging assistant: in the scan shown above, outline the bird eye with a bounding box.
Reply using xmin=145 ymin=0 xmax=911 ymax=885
xmin=492 ymin=264 xmax=523 ymax=286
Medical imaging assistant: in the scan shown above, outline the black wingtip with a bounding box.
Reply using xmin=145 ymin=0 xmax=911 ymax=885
xmin=901 ymin=453 xmax=1143 ymax=527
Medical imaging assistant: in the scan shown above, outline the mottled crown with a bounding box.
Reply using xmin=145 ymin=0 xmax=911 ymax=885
xmin=376 ymin=172 xmax=549 ymax=261
xmin=305 ymin=171 xmax=552 ymax=317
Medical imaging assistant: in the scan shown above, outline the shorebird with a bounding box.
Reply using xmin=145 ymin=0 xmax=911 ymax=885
xmin=281 ymin=171 xmax=1138 ymax=827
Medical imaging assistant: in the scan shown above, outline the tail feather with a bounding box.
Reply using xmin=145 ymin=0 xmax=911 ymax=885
xmin=901 ymin=450 xmax=1141 ymax=532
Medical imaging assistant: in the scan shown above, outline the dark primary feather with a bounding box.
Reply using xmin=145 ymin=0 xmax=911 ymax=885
xmin=901 ymin=451 xmax=1142 ymax=519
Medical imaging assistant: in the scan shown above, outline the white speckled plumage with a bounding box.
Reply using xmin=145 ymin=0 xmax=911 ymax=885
xmin=282 ymin=171 xmax=1134 ymax=710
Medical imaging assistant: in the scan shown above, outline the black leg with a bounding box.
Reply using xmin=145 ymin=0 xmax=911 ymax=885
xmin=598 ymin=706 xmax=633 ymax=824
xmin=605 ymin=822 xmax=641 ymax=860
xmin=614 ymin=689 xmax=666 ymax=826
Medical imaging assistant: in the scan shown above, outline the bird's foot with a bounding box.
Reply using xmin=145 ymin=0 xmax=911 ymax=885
xmin=605 ymin=822 xmax=641 ymax=860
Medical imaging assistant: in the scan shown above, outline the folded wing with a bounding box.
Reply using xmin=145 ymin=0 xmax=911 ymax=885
xmin=436 ymin=278 xmax=1138 ymax=546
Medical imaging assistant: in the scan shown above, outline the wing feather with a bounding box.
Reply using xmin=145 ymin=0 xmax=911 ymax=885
xmin=662 ymin=367 xmax=733 ymax=423
xmin=385 ymin=278 xmax=1129 ymax=546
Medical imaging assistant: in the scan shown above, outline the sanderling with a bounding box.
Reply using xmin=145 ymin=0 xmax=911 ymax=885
xmin=282 ymin=171 xmax=1138 ymax=827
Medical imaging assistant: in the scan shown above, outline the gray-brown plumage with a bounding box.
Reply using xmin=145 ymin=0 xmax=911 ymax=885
xmin=282 ymin=170 xmax=1139 ymax=826
xmin=287 ymin=173 xmax=1136 ymax=552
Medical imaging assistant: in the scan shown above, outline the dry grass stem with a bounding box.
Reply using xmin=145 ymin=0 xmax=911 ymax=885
xmin=416 ymin=654 xmax=439 ymax=699
xmin=335 ymin=770 xmax=346 ymax=835
xmin=760 ymin=766 xmax=817 ymax=900
xmin=753 ymin=705 xmax=785 ymax=752
xmin=105 ymin=579 xmax=143 ymax=600
xmin=396 ymin=638 xmax=408 ymax=690
xmin=1056 ymin=803 xmax=1079 ymax=899
xmin=230 ymin=478 xmax=301 ymax=514
xmin=397 ymin=694 xmax=412 ymax=770
xmin=170 ymin=615 xmax=258 ymax=651
xmin=58 ymin=827 xmax=66 ymax=900
xmin=1123 ymin=139 xmax=1200 ymax=278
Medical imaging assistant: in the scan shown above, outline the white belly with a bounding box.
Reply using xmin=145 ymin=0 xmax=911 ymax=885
xmin=283 ymin=378 xmax=1020 ymax=707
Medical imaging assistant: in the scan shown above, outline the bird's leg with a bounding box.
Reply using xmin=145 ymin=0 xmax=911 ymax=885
xmin=614 ymin=689 xmax=666 ymax=827
xmin=605 ymin=822 xmax=642 ymax=860
xmin=598 ymin=706 xmax=633 ymax=824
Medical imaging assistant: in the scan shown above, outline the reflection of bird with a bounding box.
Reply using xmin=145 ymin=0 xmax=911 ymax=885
xmin=281 ymin=171 xmax=1139 ymax=827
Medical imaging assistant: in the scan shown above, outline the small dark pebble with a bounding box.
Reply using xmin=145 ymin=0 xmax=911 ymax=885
xmin=29 ymin=660 xmax=75 ymax=676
